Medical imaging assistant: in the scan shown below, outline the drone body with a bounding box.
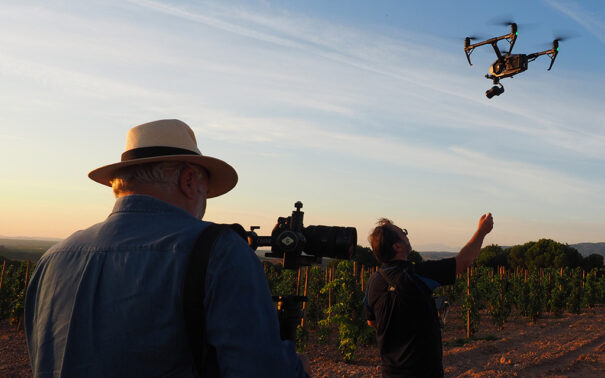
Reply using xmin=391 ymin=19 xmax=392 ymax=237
xmin=464 ymin=23 xmax=561 ymax=98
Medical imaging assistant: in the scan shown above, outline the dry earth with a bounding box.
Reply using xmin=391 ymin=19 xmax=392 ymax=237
xmin=2 ymin=305 xmax=604 ymax=377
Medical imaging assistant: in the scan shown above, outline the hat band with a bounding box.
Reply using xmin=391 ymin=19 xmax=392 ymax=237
xmin=121 ymin=146 xmax=200 ymax=161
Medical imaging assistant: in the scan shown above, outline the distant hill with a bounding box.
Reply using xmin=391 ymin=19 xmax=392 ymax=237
xmin=418 ymin=251 xmax=457 ymax=260
xmin=0 ymin=238 xmax=58 ymax=262
xmin=418 ymin=243 xmax=605 ymax=262
xmin=570 ymin=243 xmax=605 ymax=258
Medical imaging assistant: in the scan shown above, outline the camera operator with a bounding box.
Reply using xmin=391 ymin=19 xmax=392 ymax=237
xmin=364 ymin=214 xmax=493 ymax=377
xmin=25 ymin=119 xmax=309 ymax=377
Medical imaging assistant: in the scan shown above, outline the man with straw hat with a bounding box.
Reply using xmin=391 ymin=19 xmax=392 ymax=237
xmin=25 ymin=119 xmax=309 ymax=377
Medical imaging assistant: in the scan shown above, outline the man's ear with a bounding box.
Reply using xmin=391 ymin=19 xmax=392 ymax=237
xmin=392 ymin=241 xmax=402 ymax=254
xmin=178 ymin=166 xmax=197 ymax=199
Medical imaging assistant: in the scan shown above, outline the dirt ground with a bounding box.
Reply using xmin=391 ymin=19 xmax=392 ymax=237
xmin=2 ymin=305 xmax=604 ymax=377
xmin=307 ymin=305 xmax=605 ymax=377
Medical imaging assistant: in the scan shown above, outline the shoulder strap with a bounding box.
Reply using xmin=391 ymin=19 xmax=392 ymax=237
xmin=183 ymin=223 xmax=228 ymax=377
xmin=378 ymin=268 xmax=398 ymax=293
xmin=183 ymin=223 xmax=248 ymax=376
xmin=378 ymin=265 xmax=428 ymax=295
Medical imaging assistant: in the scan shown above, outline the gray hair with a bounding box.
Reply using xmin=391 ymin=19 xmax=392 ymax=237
xmin=110 ymin=162 xmax=207 ymax=197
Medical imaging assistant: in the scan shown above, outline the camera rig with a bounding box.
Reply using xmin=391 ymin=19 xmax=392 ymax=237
xmin=246 ymin=201 xmax=357 ymax=270
xmin=244 ymin=201 xmax=357 ymax=341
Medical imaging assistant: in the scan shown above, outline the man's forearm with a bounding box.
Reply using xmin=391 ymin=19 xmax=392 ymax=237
xmin=455 ymin=230 xmax=487 ymax=275
xmin=455 ymin=213 xmax=493 ymax=275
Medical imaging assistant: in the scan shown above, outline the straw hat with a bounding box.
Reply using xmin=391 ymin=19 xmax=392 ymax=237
xmin=88 ymin=119 xmax=238 ymax=198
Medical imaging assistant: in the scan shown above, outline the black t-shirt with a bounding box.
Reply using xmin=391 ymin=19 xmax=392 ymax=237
xmin=365 ymin=258 xmax=456 ymax=378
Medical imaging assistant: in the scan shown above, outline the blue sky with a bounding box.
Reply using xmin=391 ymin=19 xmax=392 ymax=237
xmin=1 ymin=0 xmax=604 ymax=251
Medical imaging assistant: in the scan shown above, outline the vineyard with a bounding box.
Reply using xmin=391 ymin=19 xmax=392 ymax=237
xmin=2 ymin=255 xmax=605 ymax=368
xmin=260 ymin=260 xmax=605 ymax=363
xmin=0 ymin=259 xmax=31 ymax=330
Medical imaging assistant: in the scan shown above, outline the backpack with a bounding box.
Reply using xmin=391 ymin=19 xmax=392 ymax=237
xmin=376 ymin=266 xmax=449 ymax=328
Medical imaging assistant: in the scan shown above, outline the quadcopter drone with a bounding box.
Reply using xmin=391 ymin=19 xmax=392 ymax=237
xmin=464 ymin=23 xmax=562 ymax=98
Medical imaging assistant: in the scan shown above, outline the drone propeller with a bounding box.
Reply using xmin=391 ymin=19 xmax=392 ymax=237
xmin=535 ymin=33 xmax=577 ymax=50
xmin=552 ymin=33 xmax=577 ymax=43
xmin=463 ymin=35 xmax=486 ymax=42
xmin=492 ymin=19 xmax=516 ymax=27
xmin=487 ymin=18 xmax=536 ymax=32
xmin=487 ymin=15 xmax=518 ymax=27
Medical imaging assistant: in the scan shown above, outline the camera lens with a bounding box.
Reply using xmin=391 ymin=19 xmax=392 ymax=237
xmin=486 ymin=86 xmax=497 ymax=98
xmin=485 ymin=86 xmax=504 ymax=99
xmin=303 ymin=226 xmax=357 ymax=259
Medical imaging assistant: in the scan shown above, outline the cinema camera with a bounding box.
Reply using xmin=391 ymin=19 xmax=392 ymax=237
xmin=245 ymin=201 xmax=357 ymax=341
xmin=246 ymin=201 xmax=357 ymax=270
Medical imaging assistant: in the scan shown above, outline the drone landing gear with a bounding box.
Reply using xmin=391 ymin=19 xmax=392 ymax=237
xmin=485 ymin=81 xmax=504 ymax=99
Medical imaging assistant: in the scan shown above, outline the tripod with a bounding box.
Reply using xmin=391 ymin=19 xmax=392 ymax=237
xmin=273 ymin=295 xmax=307 ymax=342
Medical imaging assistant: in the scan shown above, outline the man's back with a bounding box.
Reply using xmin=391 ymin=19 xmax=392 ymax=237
xmin=25 ymin=195 xmax=303 ymax=377
xmin=365 ymin=259 xmax=455 ymax=377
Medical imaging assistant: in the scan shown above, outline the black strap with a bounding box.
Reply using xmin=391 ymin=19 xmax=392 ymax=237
xmin=378 ymin=269 xmax=398 ymax=293
xmin=183 ymin=223 xmax=249 ymax=377
xmin=378 ymin=266 xmax=427 ymax=295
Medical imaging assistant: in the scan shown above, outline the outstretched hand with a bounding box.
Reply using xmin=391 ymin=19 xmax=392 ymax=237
xmin=478 ymin=213 xmax=494 ymax=236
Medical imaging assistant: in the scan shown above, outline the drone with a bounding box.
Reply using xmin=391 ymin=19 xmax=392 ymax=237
xmin=464 ymin=23 xmax=562 ymax=98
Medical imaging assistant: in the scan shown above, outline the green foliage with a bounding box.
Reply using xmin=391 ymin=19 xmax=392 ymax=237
xmin=526 ymin=270 xmax=546 ymax=321
xmin=317 ymin=319 xmax=331 ymax=345
xmin=474 ymin=267 xmax=492 ymax=310
xmin=475 ymin=244 xmax=509 ymax=269
xmin=509 ymin=239 xmax=582 ymax=270
xmin=486 ymin=271 xmax=513 ymax=329
xmin=263 ymin=262 xmax=297 ymax=296
xmin=597 ymin=268 xmax=605 ymax=304
xmin=461 ymin=270 xmax=480 ymax=336
xmin=582 ymin=270 xmax=599 ymax=308
xmin=512 ymin=269 xmax=548 ymax=321
xmin=566 ymin=267 xmax=583 ymax=314
xmin=408 ymin=250 xmax=423 ymax=265
xmin=548 ymin=268 xmax=568 ymax=316
xmin=512 ymin=270 xmax=531 ymax=317
xmin=0 ymin=260 xmax=33 ymax=323
xmin=302 ymin=266 xmax=327 ymax=328
xmin=295 ymin=324 xmax=308 ymax=352
xmin=320 ymin=261 xmax=372 ymax=362
xmin=582 ymin=254 xmax=604 ymax=271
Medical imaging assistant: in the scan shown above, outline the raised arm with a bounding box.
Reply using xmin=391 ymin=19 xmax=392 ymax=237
xmin=455 ymin=213 xmax=494 ymax=275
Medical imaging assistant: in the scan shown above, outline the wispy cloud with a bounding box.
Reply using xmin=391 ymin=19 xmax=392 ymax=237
xmin=127 ymin=0 xmax=605 ymax=161
xmin=193 ymin=113 xmax=603 ymax=207
xmin=545 ymin=0 xmax=605 ymax=43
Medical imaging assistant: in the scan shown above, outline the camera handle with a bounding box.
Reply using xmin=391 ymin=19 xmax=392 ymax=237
xmin=273 ymin=295 xmax=307 ymax=342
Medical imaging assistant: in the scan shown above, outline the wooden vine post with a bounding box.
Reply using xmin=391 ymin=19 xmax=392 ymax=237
xmin=360 ymin=265 xmax=365 ymax=290
xmin=328 ymin=265 xmax=333 ymax=323
xmin=0 ymin=260 xmax=6 ymax=290
xmin=24 ymin=261 xmax=31 ymax=290
xmin=466 ymin=266 xmax=470 ymax=339
xmin=296 ymin=267 xmax=301 ymax=295
xmin=301 ymin=266 xmax=310 ymax=328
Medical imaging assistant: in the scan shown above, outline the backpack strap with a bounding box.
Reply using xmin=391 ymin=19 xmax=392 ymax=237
xmin=377 ymin=265 xmax=428 ymax=295
xmin=183 ymin=223 xmax=248 ymax=377
xmin=378 ymin=268 xmax=399 ymax=293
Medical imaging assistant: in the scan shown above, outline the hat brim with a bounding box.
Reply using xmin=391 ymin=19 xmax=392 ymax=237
xmin=88 ymin=155 xmax=238 ymax=198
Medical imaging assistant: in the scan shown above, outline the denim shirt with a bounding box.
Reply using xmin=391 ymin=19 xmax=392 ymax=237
xmin=25 ymin=195 xmax=306 ymax=378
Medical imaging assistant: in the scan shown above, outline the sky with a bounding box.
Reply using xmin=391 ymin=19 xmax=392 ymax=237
xmin=1 ymin=0 xmax=604 ymax=251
